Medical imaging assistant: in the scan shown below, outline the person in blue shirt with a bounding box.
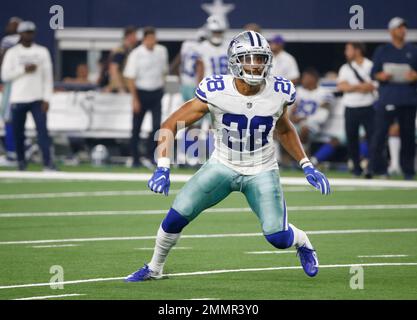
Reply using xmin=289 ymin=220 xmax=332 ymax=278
xmin=370 ymin=17 xmax=417 ymax=180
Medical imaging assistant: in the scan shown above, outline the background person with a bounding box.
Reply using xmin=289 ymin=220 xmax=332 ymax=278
xmin=123 ymin=26 xmax=169 ymax=168
xmin=108 ymin=26 xmax=138 ymax=93
xmin=1 ymin=21 xmax=55 ymax=171
xmin=337 ymin=42 xmax=376 ymax=177
xmin=370 ymin=17 xmax=417 ymax=180
xmin=0 ymin=16 xmax=21 ymax=166
xmin=269 ymin=34 xmax=300 ymax=84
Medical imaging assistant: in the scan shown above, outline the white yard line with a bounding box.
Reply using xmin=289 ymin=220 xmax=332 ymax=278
xmin=2 ymin=203 xmax=417 ymax=218
xmin=30 ymin=244 xmax=80 ymax=248
xmin=1 ymin=228 xmax=417 ymax=245
xmin=0 ymin=186 xmax=411 ymax=200
xmin=186 ymin=298 xmax=220 ymax=300
xmin=0 ymin=171 xmax=190 ymax=182
xmin=358 ymin=254 xmax=409 ymax=258
xmin=134 ymin=247 xmax=192 ymax=250
xmin=245 ymin=250 xmax=297 ymax=255
xmin=1 ymin=262 xmax=417 ymax=290
xmin=1 ymin=171 xmax=417 ymax=188
xmin=0 ymin=190 xmax=179 ymax=200
xmin=13 ymin=293 xmax=85 ymax=300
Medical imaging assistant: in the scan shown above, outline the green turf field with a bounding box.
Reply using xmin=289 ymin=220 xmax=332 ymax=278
xmin=0 ymin=168 xmax=417 ymax=300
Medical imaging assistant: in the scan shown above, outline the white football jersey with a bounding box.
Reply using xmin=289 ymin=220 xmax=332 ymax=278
xmin=195 ymin=74 xmax=296 ymax=175
xmin=294 ymin=86 xmax=333 ymax=127
xmin=179 ymin=40 xmax=200 ymax=87
xmin=196 ymin=40 xmax=229 ymax=77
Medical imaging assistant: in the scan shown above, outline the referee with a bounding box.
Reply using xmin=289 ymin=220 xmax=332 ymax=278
xmin=123 ymin=27 xmax=169 ymax=167
xmin=370 ymin=17 xmax=417 ymax=180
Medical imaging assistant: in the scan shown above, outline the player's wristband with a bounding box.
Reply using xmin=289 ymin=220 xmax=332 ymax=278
xmin=157 ymin=157 xmax=170 ymax=169
xmin=299 ymin=157 xmax=312 ymax=168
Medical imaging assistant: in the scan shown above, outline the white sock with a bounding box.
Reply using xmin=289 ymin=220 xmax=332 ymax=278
xmin=290 ymin=223 xmax=313 ymax=250
xmin=148 ymin=225 xmax=181 ymax=275
xmin=388 ymin=136 xmax=401 ymax=171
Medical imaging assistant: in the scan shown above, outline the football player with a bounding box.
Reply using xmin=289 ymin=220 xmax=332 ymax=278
xmin=195 ymin=15 xmax=229 ymax=81
xmin=290 ymin=68 xmax=333 ymax=154
xmin=172 ymin=28 xmax=207 ymax=103
xmin=125 ymin=31 xmax=330 ymax=282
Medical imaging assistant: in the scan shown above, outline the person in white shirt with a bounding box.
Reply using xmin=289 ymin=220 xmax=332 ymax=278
xmin=337 ymin=42 xmax=376 ymax=177
xmin=269 ymin=35 xmax=300 ymax=84
xmin=1 ymin=21 xmax=54 ymax=171
xmin=124 ymin=27 xmax=169 ymax=167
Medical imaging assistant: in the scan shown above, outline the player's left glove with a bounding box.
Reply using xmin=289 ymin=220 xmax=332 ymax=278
xmin=301 ymin=159 xmax=331 ymax=195
xmin=148 ymin=158 xmax=171 ymax=196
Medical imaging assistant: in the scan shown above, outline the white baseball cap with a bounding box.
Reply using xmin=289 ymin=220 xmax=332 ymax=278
xmin=388 ymin=17 xmax=407 ymax=30
xmin=17 ymin=21 xmax=36 ymax=33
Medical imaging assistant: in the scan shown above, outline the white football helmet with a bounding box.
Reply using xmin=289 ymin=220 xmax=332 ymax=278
xmin=206 ymin=15 xmax=227 ymax=45
xmin=228 ymin=31 xmax=273 ymax=85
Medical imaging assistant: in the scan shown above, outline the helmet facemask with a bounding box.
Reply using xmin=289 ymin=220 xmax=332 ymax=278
xmin=230 ymin=52 xmax=272 ymax=86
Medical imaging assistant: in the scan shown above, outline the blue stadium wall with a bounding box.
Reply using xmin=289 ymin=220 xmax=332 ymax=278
xmin=1 ymin=0 xmax=416 ymax=54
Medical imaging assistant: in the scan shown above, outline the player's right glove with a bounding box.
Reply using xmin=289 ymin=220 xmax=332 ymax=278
xmin=300 ymin=158 xmax=331 ymax=195
xmin=148 ymin=158 xmax=171 ymax=196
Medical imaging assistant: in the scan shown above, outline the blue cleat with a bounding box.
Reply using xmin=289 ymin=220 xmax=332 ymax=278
xmin=125 ymin=264 xmax=162 ymax=282
xmin=296 ymin=245 xmax=319 ymax=277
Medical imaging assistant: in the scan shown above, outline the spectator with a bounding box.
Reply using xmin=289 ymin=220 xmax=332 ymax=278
xmin=269 ymin=35 xmax=300 ymax=84
xmin=123 ymin=26 xmax=168 ymax=167
xmin=337 ymin=42 xmax=376 ymax=177
xmin=63 ymin=63 xmax=91 ymax=84
xmin=1 ymin=21 xmax=55 ymax=171
xmin=370 ymin=17 xmax=417 ymax=180
xmin=108 ymin=26 xmax=138 ymax=93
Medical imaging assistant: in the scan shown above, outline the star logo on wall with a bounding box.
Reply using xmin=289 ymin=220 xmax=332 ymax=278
xmin=201 ymin=0 xmax=235 ymax=26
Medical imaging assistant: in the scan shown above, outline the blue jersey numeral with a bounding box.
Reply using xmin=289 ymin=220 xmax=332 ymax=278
xmin=222 ymin=114 xmax=274 ymax=151
xmin=181 ymin=53 xmax=199 ymax=77
xmin=222 ymin=114 xmax=248 ymax=152
xmin=273 ymin=76 xmax=291 ymax=95
xmin=247 ymin=116 xmax=274 ymax=151
xmin=296 ymin=99 xmax=318 ymax=116
xmin=210 ymin=55 xmax=228 ymax=75
xmin=206 ymin=75 xmax=225 ymax=92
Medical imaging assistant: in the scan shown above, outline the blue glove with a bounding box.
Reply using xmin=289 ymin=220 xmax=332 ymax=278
xmin=303 ymin=164 xmax=331 ymax=195
xmin=148 ymin=167 xmax=170 ymax=196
